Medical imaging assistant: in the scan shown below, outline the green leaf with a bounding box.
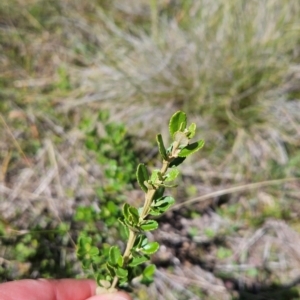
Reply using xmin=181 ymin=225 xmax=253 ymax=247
xmin=75 ymin=206 xmax=96 ymax=222
xmin=128 ymin=206 xmax=139 ymax=223
xmin=149 ymin=196 xmax=175 ymax=215
xmin=136 ymin=163 xmax=149 ymax=192
xmin=118 ymin=217 xmax=127 ymax=228
xmin=150 ymin=169 xmax=161 ymax=184
xmin=169 ymin=111 xmax=187 ymax=137
xmin=106 ymin=262 xmax=116 ymax=277
xmin=156 ymin=134 xmax=168 ymax=160
xmin=85 ymin=137 xmax=97 ymax=151
xmin=82 ymin=258 xmax=92 ymax=269
xmin=154 ymin=186 xmax=165 ymax=199
xmin=139 ymin=220 xmax=158 ymax=231
xmin=122 ymin=203 xmax=130 ymax=221
xmin=109 ymin=246 xmax=122 ymax=266
xmin=143 ymin=264 xmax=156 ymax=278
xmin=178 ymin=140 xmax=205 ymax=157
xmin=118 ymin=256 xmax=124 ymax=267
xmin=96 ymin=273 xmax=113 ymax=288
xmin=128 ymin=255 xmax=149 ymax=267
xmin=122 ymin=203 xmax=139 ymax=227
xmin=169 ymin=157 xmax=186 ymax=167
xmin=134 ymin=235 xmax=147 ymax=248
xmin=152 ymin=196 xmax=175 ymax=208
xmin=141 ymin=242 xmax=159 ymax=255
xmin=165 ymin=168 xmax=179 ymax=182
xmin=187 ymin=123 xmax=196 ymax=138
xmin=148 ymin=208 xmax=161 ymax=216
xmin=78 ymin=236 xmax=92 ymax=249
xmin=89 ymin=246 xmax=99 ymax=256
xmin=92 ymin=255 xmax=104 ymax=264
xmin=119 ymin=220 xmax=129 ymax=239
xmin=141 ymin=237 xmax=148 ymax=247
xmin=106 ymin=201 xmax=118 ymax=215
xmin=115 ymin=267 xmax=128 ymax=278
xmin=77 ymin=236 xmax=97 ymax=260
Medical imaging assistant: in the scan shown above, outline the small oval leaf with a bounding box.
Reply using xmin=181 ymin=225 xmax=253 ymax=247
xmin=148 ymin=207 xmax=162 ymax=216
xmin=152 ymin=196 xmax=175 ymax=208
xmin=115 ymin=267 xmax=128 ymax=278
xmin=150 ymin=169 xmax=161 ymax=184
xmin=178 ymin=140 xmax=204 ymax=157
xmin=109 ymin=246 xmax=122 ymax=266
xmin=122 ymin=203 xmax=130 ymax=220
xmin=149 ymin=196 xmax=175 ymax=215
xmin=187 ymin=123 xmax=196 ymax=138
xmin=143 ymin=264 xmax=156 ymax=278
xmin=139 ymin=220 xmax=158 ymax=231
xmin=169 ymin=111 xmax=187 ymax=137
xmin=165 ymin=168 xmax=179 ymax=182
xmin=156 ymin=134 xmax=168 ymax=160
xmin=89 ymin=246 xmax=99 ymax=256
xmin=128 ymin=255 xmax=149 ymax=267
xmin=169 ymin=156 xmax=186 ymax=167
xmin=141 ymin=242 xmax=159 ymax=255
xmin=136 ymin=164 xmax=149 ymax=192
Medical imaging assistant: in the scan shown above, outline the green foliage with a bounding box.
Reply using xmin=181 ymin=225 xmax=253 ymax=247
xmin=149 ymin=196 xmax=175 ymax=216
xmin=204 ymin=228 xmax=216 ymax=239
xmin=169 ymin=111 xmax=187 ymax=137
xmin=156 ymin=134 xmax=168 ymax=160
xmin=141 ymin=264 xmax=156 ymax=285
xmin=139 ymin=220 xmax=158 ymax=232
xmin=136 ymin=164 xmax=149 ymax=193
xmin=216 ymin=247 xmax=233 ymax=260
xmin=77 ymin=111 xmax=204 ymax=294
xmin=75 ymin=109 xmax=139 ymax=240
xmin=14 ymin=235 xmax=38 ymax=262
xmin=73 ymin=110 xmax=141 ymax=285
xmin=82 ymin=110 xmax=137 ymax=191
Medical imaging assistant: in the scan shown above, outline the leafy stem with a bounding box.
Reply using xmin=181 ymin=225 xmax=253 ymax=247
xmin=110 ymin=230 xmax=136 ymax=290
xmin=140 ymin=188 xmax=156 ymax=220
xmin=76 ymin=111 xmax=205 ymax=294
xmin=111 ymin=158 xmax=170 ymax=290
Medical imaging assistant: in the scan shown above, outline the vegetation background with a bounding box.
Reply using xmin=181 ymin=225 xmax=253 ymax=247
xmin=1 ymin=0 xmax=300 ymax=299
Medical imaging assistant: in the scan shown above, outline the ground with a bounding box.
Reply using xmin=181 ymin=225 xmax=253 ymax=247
xmin=1 ymin=1 xmax=300 ymax=299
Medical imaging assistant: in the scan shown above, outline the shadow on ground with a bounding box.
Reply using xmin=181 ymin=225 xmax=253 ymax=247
xmin=232 ymin=279 xmax=300 ymax=300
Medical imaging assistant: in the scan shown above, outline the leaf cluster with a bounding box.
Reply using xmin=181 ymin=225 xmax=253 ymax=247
xmin=75 ymin=110 xmax=138 ymax=241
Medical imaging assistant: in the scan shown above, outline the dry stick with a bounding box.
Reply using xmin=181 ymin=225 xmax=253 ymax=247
xmin=1 ymin=150 xmax=11 ymax=182
xmin=46 ymin=139 xmax=64 ymax=199
xmin=0 ymin=113 xmax=32 ymax=168
xmin=171 ymin=177 xmax=300 ymax=211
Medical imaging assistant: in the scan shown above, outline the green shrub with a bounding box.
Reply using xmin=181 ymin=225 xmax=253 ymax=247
xmin=77 ymin=111 xmax=204 ymax=294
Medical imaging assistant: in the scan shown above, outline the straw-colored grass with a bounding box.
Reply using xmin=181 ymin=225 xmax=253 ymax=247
xmin=1 ymin=0 xmax=300 ymax=298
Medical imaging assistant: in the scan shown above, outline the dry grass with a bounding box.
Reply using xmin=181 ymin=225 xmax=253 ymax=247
xmin=1 ymin=0 xmax=300 ymax=298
